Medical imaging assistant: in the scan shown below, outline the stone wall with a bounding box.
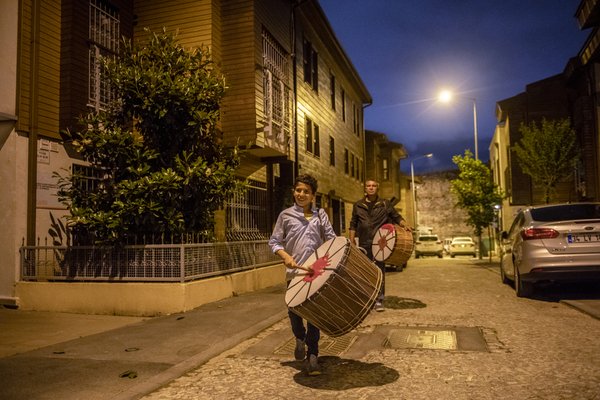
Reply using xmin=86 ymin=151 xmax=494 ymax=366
xmin=416 ymin=170 xmax=473 ymax=241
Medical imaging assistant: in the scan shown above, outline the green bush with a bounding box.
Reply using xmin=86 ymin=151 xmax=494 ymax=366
xmin=57 ymin=28 xmax=241 ymax=245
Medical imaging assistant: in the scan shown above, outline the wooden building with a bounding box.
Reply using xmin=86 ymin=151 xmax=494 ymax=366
xmin=0 ymin=0 xmax=371 ymax=304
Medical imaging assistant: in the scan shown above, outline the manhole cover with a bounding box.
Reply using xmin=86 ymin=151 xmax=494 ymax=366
xmin=385 ymin=328 xmax=457 ymax=350
xmin=274 ymin=334 xmax=358 ymax=357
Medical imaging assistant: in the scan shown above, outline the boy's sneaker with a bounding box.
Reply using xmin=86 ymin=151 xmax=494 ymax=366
xmin=374 ymin=302 xmax=385 ymax=312
xmin=294 ymin=338 xmax=306 ymax=361
xmin=307 ymin=354 xmax=321 ymax=376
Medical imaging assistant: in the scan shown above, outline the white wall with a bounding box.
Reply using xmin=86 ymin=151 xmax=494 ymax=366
xmin=0 ymin=0 xmax=24 ymax=304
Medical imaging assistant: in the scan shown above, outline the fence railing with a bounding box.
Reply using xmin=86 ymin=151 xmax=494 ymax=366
xmin=20 ymin=240 xmax=279 ymax=282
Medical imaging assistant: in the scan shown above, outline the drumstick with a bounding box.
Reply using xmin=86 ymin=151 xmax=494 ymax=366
xmin=296 ymin=265 xmax=312 ymax=272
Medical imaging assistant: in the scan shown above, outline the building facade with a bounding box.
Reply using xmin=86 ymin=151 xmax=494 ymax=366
xmin=364 ymin=130 xmax=409 ymax=221
xmin=0 ymin=0 xmax=371 ymax=305
xmin=490 ymin=0 xmax=600 ymax=230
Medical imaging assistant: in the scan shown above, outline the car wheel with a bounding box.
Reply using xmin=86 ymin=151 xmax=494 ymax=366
xmin=415 ymin=254 xmax=420 ymax=259
xmin=514 ymin=266 xmax=533 ymax=298
xmin=450 ymin=254 xmax=455 ymax=258
xmin=438 ymin=252 xmax=443 ymax=258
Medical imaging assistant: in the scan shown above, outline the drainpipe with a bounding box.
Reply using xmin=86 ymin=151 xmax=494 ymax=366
xmin=26 ymin=0 xmax=41 ymax=246
xmin=291 ymin=1 xmax=303 ymax=180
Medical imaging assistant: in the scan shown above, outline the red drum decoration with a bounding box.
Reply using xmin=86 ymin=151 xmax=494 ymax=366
xmin=371 ymin=223 xmax=414 ymax=267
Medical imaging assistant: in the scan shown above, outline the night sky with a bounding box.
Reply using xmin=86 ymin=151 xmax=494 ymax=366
xmin=318 ymin=0 xmax=589 ymax=173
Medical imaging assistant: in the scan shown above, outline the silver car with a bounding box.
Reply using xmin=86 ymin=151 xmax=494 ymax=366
xmin=500 ymin=202 xmax=600 ymax=297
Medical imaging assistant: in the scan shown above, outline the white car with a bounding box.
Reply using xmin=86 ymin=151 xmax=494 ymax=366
xmin=500 ymin=202 xmax=600 ymax=297
xmin=414 ymin=234 xmax=443 ymax=258
xmin=449 ymin=237 xmax=477 ymax=258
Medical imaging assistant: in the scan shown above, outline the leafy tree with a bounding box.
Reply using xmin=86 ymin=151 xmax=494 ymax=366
xmin=513 ymin=118 xmax=578 ymax=204
xmin=57 ymin=28 xmax=241 ymax=245
xmin=451 ymin=151 xmax=504 ymax=257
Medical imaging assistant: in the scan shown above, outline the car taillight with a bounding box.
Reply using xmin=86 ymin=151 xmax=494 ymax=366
xmin=520 ymin=228 xmax=559 ymax=240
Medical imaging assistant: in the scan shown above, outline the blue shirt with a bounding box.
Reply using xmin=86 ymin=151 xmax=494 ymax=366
xmin=269 ymin=204 xmax=337 ymax=280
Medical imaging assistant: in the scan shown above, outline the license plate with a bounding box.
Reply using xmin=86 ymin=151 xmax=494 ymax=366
xmin=567 ymin=233 xmax=600 ymax=243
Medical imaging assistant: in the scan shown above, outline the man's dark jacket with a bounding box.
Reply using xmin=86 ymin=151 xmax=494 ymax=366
xmin=350 ymin=197 xmax=402 ymax=247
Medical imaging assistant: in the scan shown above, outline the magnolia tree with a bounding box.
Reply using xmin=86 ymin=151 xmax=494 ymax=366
xmin=450 ymin=151 xmax=504 ymax=258
xmin=57 ymin=29 xmax=241 ymax=245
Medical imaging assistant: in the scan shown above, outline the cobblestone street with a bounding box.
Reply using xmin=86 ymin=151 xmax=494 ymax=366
xmin=143 ymin=258 xmax=600 ymax=400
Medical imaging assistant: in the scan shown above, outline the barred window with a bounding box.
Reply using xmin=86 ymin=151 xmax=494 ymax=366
xmin=262 ymin=28 xmax=291 ymax=150
xmin=72 ymin=164 xmax=104 ymax=194
xmin=88 ymin=0 xmax=120 ymax=111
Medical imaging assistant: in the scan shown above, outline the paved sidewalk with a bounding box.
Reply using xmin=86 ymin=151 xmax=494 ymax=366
xmin=1 ymin=260 xmax=599 ymax=400
xmin=0 ymin=284 xmax=288 ymax=400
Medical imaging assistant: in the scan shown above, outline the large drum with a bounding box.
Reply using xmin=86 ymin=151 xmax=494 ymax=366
xmin=371 ymin=223 xmax=414 ymax=267
xmin=285 ymin=236 xmax=382 ymax=337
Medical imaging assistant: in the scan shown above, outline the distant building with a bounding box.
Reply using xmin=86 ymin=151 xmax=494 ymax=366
xmin=364 ymin=130 xmax=409 ymax=219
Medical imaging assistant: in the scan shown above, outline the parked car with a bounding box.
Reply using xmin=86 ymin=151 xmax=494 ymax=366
xmin=414 ymin=234 xmax=443 ymax=258
xmin=500 ymin=202 xmax=600 ymax=297
xmin=449 ymin=236 xmax=477 ymax=258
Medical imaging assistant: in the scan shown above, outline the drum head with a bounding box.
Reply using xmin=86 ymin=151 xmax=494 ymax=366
xmin=371 ymin=223 xmax=396 ymax=262
xmin=285 ymin=236 xmax=349 ymax=308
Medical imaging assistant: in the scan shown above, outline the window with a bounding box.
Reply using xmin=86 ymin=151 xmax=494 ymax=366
xmin=382 ymin=158 xmax=389 ymax=181
xmin=330 ymin=74 xmax=336 ymax=110
xmin=344 ymin=149 xmax=349 ymax=174
xmin=262 ymin=28 xmax=291 ymax=149
xmin=303 ymin=39 xmax=318 ymax=92
xmin=88 ymin=0 xmax=120 ymax=111
xmin=329 ymin=136 xmax=335 ymax=166
xmin=305 ymin=117 xmax=320 ymax=156
xmin=341 ymin=88 xmax=346 ymax=121
xmin=350 ymin=153 xmax=355 ymax=178
xmin=353 ymin=103 xmax=357 ymax=134
xmin=354 ymin=104 xmax=360 ymax=136
xmin=72 ymin=164 xmax=103 ymax=194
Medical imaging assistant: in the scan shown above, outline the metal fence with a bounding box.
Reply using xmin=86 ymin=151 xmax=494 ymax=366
xmin=20 ymin=240 xmax=279 ymax=282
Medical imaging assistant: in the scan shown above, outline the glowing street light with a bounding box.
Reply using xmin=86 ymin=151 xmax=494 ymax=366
xmin=438 ymin=89 xmax=479 ymax=160
xmin=411 ymin=153 xmax=433 ymax=229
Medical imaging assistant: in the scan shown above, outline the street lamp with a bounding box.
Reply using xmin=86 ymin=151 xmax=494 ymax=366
xmin=438 ymin=90 xmax=479 ymax=160
xmin=410 ymin=153 xmax=433 ymax=230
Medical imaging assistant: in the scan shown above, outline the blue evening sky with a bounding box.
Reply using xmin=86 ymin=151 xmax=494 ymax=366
xmin=318 ymin=0 xmax=588 ymax=173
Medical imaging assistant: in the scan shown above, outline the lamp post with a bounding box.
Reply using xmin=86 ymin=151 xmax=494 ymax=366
xmin=438 ymin=90 xmax=478 ymax=160
xmin=410 ymin=153 xmax=433 ymax=230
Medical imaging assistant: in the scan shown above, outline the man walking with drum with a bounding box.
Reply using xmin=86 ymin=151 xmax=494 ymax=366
xmin=349 ymin=179 xmax=407 ymax=312
xmin=269 ymin=174 xmax=336 ymax=376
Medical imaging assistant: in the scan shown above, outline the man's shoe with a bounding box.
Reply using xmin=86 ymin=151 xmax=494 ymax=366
xmin=294 ymin=338 xmax=306 ymax=361
xmin=374 ymin=302 xmax=385 ymax=312
xmin=307 ymin=354 xmax=321 ymax=376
